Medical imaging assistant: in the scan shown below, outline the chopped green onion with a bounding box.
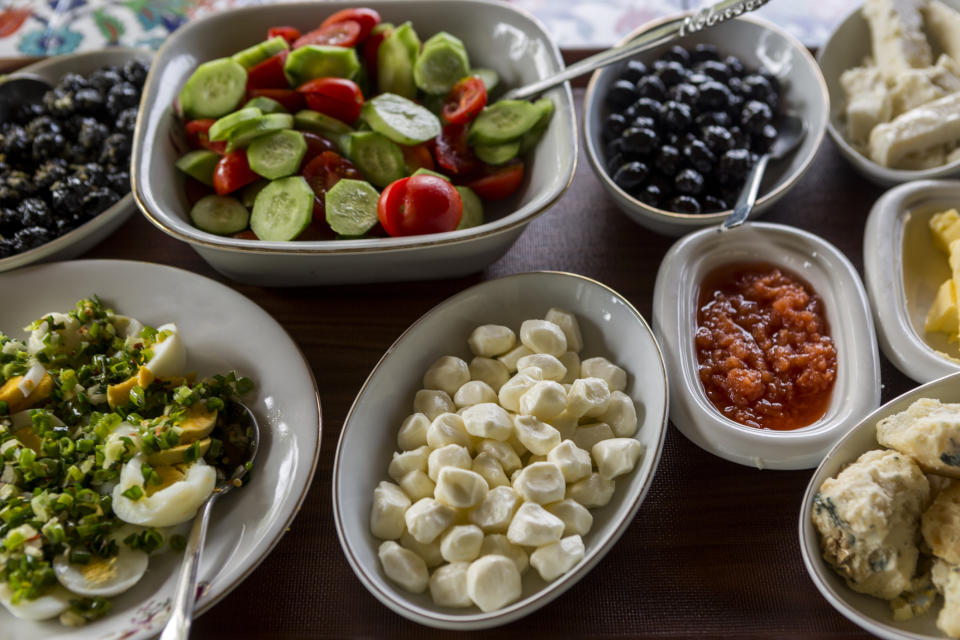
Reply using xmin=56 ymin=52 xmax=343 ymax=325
xmin=121 ymin=486 xmax=143 ymax=501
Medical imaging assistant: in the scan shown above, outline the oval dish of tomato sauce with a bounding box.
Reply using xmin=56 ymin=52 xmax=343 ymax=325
xmin=694 ymin=262 xmax=837 ymax=430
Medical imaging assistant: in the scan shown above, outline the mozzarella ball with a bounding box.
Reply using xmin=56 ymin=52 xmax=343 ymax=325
xmin=388 ymin=446 xmax=429 ymax=483
xmin=470 ymin=486 xmax=521 ymax=533
xmin=497 ymin=345 xmax=533 ymax=373
xmin=580 ymin=357 xmax=627 ymax=392
xmin=592 ymin=438 xmax=645 ymax=480
xmin=461 ymin=403 xmax=513 ymax=441
xmin=414 ymin=389 xmax=456 ymax=420
xmin=507 ymin=502 xmax=565 ymax=547
xmin=598 ymin=391 xmax=639 ymax=437
xmin=468 ymin=325 xmax=516 ymax=357
xmin=547 ymin=440 xmax=593 ymax=483
xmin=480 ymin=534 xmax=529 ymax=574
xmin=572 ymin=423 xmax=615 ymax=452
xmin=370 ymin=481 xmax=412 ymax=540
xmin=466 ymin=555 xmax=522 ymax=613
xmin=454 ymin=380 xmax=498 ymax=408
xmin=440 ymin=524 xmax=484 ymax=562
xmin=427 ymin=413 xmax=474 ymax=451
xmin=400 ymin=531 xmax=444 ymax=568
xmin=516 ymin=354 xmax=567 ymax=381
xmin=378 ymin=540 xmax=429 ymax=594
xmin=422 ymin=356 xmax=470 ymax=397
xmin=545 ymin=308 xmax=584 ymax=353
xmin=404 ymin=498 xmax=456 ymax=544
xmin=506 ymin=427 xmax=528 ymax=457
xmin=468 ymin=356 xmax=510 ymax=392
xmin=429 ymin=562 xmax=472 ymax=608
xmin=427 ymin=444 xmax=472 ymax=482
xmin=477 ymin=439 xmax=522 ymax=475
xmin=546 ymin=499 xmax=594 ymax=536
xmin=530 ymin=535 xmax=585 ymax=582
xmin=519 ymin=319 xmax=567 ymax=357
xmin=566 ymin=377 xmax=611 ymax=419
xmin=513 ymin=461 xmax=566 ymax=504
xmin=112 ymin=455 xmax=215 ymax=528
xmin=472 ymin=452 xmax=510 ymax=489
xmin=498 ymin=370 xmax=540 ymax=412
xmin=435 ymin=467 xmax=489 ymax=509
xmin=399 ymin=469 xmax=436 ymax=501
xmin=558 ymin=352 xmax=581 ymax=384
xmin=548 ymin=409 xmax=579 ymax=440
xmin=514 ymin=415 xmax=561 ymax=456
xmin=518 ymin=381 xmax=567 ymax=421
xmin=397 ymin=413 xmax=430 ymax=450
xmin=566 ymin=473 xmax=616 ymax=508
xmin=527 ymin=454 xmax=547 ymax=464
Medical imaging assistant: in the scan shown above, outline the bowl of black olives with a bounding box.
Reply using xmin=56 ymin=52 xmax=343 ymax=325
xmin=0 ymin=48 xmax=151 ymax=271
xmin=583 ymin=14 xmax=827 ymax=237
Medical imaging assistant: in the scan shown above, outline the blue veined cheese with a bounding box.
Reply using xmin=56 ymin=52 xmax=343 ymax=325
xmin=877 ymin=397 xmax=960 ymax=477
xmin=863 ymin=0 xmax=933 ymax=78
xmin=932 ymin=558 xmax=960 ymax=637
xmin=812 ymin=449 xmax=930 ymax=599
xmin=868 ymin=91 xmax=960 ymax=167
xmin=922 ymin=481 xmax=960 ymax=564
xmin=924 ymin=0 xmax=960 ymax=62
xmin=841 ymin=66 xmax=892 ymax=144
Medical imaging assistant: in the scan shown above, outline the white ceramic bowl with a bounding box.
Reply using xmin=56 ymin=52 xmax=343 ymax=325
xmin=131 ymin=0 xmax=576 ymax=286
xmin=652 ymin=222 xmax=881 ymax=469
xmin=0 ymin=260 xmax=321 ymax=640
xmin=799 ymin=370 xmax=960 ymax=640
xmin=864 ymin=179 xmax=960 ymax=382
xmin=0 ymin=48 xmax=150 ymax=273
xmin=818 ymin=1 xmax=960 ymax=186
xmin=583 ymin=14 xmax=828 ymax=237
xmin=333 ymin=271 xmax=668 ymax=629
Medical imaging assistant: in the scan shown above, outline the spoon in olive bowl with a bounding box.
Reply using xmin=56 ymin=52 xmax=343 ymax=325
xmin=0 ymin=73 xmax=52 ymax=122
xmin=719 ymin=113 xmax=807 ymax=232
xmin=160 ymin=402 xmax=260 ymax=640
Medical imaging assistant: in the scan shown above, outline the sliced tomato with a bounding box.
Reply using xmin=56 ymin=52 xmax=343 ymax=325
xmin=363 ymin=25 xmax=391 ymax=87
xmin=212 ymin=151 xmax=259 ymax=195
xmin=246 ymin=50 xmax=289 ymax=91
xmin=246 ymin=88 xmax=305 ymax=112
xmin=232 ymin=229 xmax=259 ymax=240
xmin=465 ymin=162 xmax=525 ymax=200
xmin=293 ymin=20 xmax=361 ymax=48
xmin=301 ymin=150 xmax=363 ymax=220
xmin=297 ymin=77 xmax=364 ymax=124
xmin=400 ymin=143 xmax=434 ymax=173
xmin=268 ymin=26 xmax=301 ymax=45
xmin=300 ymin=131 xmax=338 ymax=169
xmin=185 ymin=119 xmax=226 ymax=154
xmin=320 ymin=7 xmax=381 ymax=41
xmin=442 ymin=76 xmax=487 ymax=125
xmin=377 ymin=174 xmax=462 ymax=237
xmin=433 ymin=123 xmax=481 ymax=177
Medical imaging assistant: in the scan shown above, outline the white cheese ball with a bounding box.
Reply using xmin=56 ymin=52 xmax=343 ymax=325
xmin=472 ymin=452 xmax=510 ymax=489
xmin=440 ymin=524 xmax=484 ymax=563
xmin=572 ymin=423 xmax=615 ymax=452
xmin=546 ymin=499 xmax=593 ymax=536
xmin=592 ymin=438 xmax=645 ymax=480
xmin=378 ymin=540 xmax=429 ymax=594
xmin=400 ymin=531 xmax=444 ymax=568
xmin=558 ymin=352 xmax=581 ymax=384
xmin=518 ymin=381 xmax=567 ymax=421
xmin=427 ymin=443 xmax=471 ymax=482
xmin=566 ymin=377 xmax=611 ymax=419
xmin=516 ymin=354 xmax=567 ymax=381
xmin=598 ymin=391 xmax=639 ymax=437
xmin=469 ymin=486 xmax=521 ymax=533
xmin=514 ymin=415 xmax=562 ymax=456
xmin=548 ymin=409 xmax=579 ymax=440
xmin=545 ymin=308 xmax=583 ymax=353
xmin=479 ymin=534 xmax=529 ymax=574
xmin=435 ymin=467 xmax=489 ymax=509
xmin=506 ymin=502 xmax=565 ymax=547
xmin=580 ymin=357 xmax=627 ymax=392
xmin=370 ymin=481 xmax=411 ymax=540
xmin=547 ymin=440 xmax=592 ymax=483
xmin=477 ymin=439 xmax=522 ymax=475
xmin=468 ymin=356 xmax=510 ymax=392
xmin=530 ymin=535 xmax=585 ymax=582
xmin=399 ymin=469 xmax=436 ymax=501
xmin=497 ymin=345 xmax=533 ymax=373
xmin=519 ymin=319 xmax=567 ymax=357
xmin=423 ymin=356 xmax=470 ymax=397
xmin=513 ymin=461 xmax=566 ymax=504
xmin=466 ymin=555 xmax=522 ymax=613
xmin=461 ymin=403 xmax=513 ymax=441
xmin=414 ymin=389 xmax=456 ymax=420
xmin=468 ymin=325 xmax=516 ymax=357
xmin=427 ymin=413 xmax=474 ymax=452
xmin=429 ymin=562 xmax=472 ymax=608
xmin=397 ymin=413 xmax=430 ymax=451
xmin=405 ymin=497 xmax=456 ymax=544
xmin=498 ymin=370 xmax=540 ymax=412
xmin=566 ymin=473 xmax=616 ymax=508
xmin=388 ymin=446 xmax=429 ymax=483
xmin=453 ymin=380 xmax=498 ymax=408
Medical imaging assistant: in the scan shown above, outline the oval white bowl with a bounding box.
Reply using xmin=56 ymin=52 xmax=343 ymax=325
xmin=333 ymin=271 xmax=668 ymax=629
xmin=818 ymin=1 xmax=960 ymax=186
xmin=583 ymin=14 xmax=828 ymax=237
xmin=799 ymin=370 xmax=960 ymax=640
xmin=0 ymin=48 xmax=150 ymax=273
xmin=865 ymin=179 xmax=960 ymax=383
xmin=652 ymin=222 xmax=881 ymax=469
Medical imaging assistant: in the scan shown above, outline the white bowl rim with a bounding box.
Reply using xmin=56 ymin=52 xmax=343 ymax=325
xmin=331 ymin=269 xmax=669 ymax=629
xmin=130 ymin=0 xmax=577 ymax=256
xmin=582 ymin=12 xmax=829 ymax=223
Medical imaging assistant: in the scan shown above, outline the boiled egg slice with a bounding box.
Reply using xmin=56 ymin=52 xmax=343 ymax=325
xmin=101 ymin=421 xmax=141 ymax=470
xmin=53 ymin=528 xmax=149 ymax=598
xmin=112 ymin=454 xmax=215 ymax=528
xmin=113 ymin=315 xmax=145 ymax=349
xmin=0 ymin=581 xmax=70 ymax=621
xmin=26 ymin=312 xmax=82 ymax=356
xmin=142 ymin=323 xmax=186 ymax=380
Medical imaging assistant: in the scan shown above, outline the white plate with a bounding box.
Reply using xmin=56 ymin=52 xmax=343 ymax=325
xmin=0 ymin=48 xmax=150 ymax=273
xmin=799 ymin=370 xmax=960 ymax=640
xmin=333 ymin=271 xmax=668 ymax=629
xmin=864 ymin=179 xmax=960 ymax=383
xmin=0 ymin=260 xmax=321 ymax=640
xmin=653 ymin=222 xmax=881 ymax=469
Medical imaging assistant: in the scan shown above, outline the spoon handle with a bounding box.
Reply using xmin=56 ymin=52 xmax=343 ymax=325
xmin=160 ymin=496 xmax=216 ymax=640
xmin=721 ymin=152 xmax=770 ymax=232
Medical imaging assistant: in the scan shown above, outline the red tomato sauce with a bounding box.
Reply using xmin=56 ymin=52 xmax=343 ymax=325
xmin=694 ymin=262 xmax=837 ymax=430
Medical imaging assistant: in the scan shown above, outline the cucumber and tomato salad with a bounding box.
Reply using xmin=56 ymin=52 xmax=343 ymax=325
xmin=174 ymin=6 xmax=554 ymax=241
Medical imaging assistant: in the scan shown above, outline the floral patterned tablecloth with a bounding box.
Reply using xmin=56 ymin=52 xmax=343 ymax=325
xmin=0 ymin=0 xmax=858 ymax=57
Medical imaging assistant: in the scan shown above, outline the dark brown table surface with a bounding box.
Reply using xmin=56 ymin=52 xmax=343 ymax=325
xmin=77 ymin=87 xmax=903 ymax=639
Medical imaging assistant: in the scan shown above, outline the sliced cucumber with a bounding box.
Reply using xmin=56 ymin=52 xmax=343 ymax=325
xmin=413 ymin=32 xmax=470 ymax=95
xmin=361 ymin=93 xmax=441 ymax=145
xmin=244 ymin=96 xmax=287 ymax=114
xmin=225 ymin=113 xmax=295 ymax=151
xmin=468 ymin=100 xmax=542 ymax=145
xmin=250 ymin=176 xmax=313 ymax=241
xmin=517 ymin=97 xmax=555 ymax=154
xmin=294 ymin=109 xmax=355 ymax=138
xmin=232 ymin=36 xmax=289 ymax=69
xmin=455 ymin=186 xmax=483 ymax=229
xmin=178 ymin=58 xmax=247 ymax=119
xmin=473 ymin=140 xmax=520 ymax=165
xmin=175 ymin=150 xmax=221 ymax=186
xmin=284 ymin=45 xmax=359 ymax=86
xmin=247 ymin=130 xmax=306 ymax=180
xmin=412 ymin=168 xmax=451 ymax=181
xmin=471 ymin=68 xmax=499 ymax=93
xmin=345 ymin=131 xmax=406 ymax=187
xmin=377 ymin=22 xmax=419 ymax=99
xmin=190 ymin=195 xmax=250 ymax=235
xmin=240 ymin=179 xmax=269 ymax=208
xmin=209 ymin=107 xmax=263 ymax=142
xmin=325 ymin=179 xmax=380 ymax=236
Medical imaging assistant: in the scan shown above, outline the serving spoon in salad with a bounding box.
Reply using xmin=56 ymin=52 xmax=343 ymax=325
xmin=160 ymin=402 xmax=260 ymax=640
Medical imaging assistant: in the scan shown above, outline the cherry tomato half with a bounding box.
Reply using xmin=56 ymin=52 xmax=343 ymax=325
xmin=185 ymin=119 xmax=226 ymax=154
xmin=246 ymin=50 xmax=289 ymax=91
xmin=297 ymin=77 xmax=364 ymax=124
xmin=300 ymin=131 xmax=338 ymax=170
xmin=442 ymin=76 xmax=487 ymax=125
xmin=267 ymin=26 xmax=301 ymax=45
xmin=363 ymin=25 xmax=391 ymax=87
xmin=377 ymin=174 xmax=463 ymax=237
xmin=320 ymin=7 xmax=381 ymax=41
xmin=400 ymin=143 xmax=434 ymax=173
xmin=294 ymin=19 xmax=361 ymax=48
xmin=301 ymin=150 xmax=362 ymax=220
xmin=232 ymin=229 xmax=259 ymax=240
xmin=465 ymin=161 xmax=525 ymax=200
xmin=212 ymin=151 xmax=259 ymax=195
xmin=432 ymin=123 xmax=481 ymax=177
xmin=245 ymin=88 xmax=305 ymax=113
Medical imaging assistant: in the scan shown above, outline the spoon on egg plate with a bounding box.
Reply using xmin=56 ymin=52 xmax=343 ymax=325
xmin=160 ymin=402 xmax=260 ymax=640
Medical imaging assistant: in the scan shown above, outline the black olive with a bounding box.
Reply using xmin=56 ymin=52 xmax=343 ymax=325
xmin=72 ymin=163 xmax=106 ymax=188
xmin=606 ymin=137 xmax=626 ymax=158
xmin=620 ymin=59 xmax=648 ymax=84
xmin=620 ymin=127 xmax=659 ymax=155
xmin=50 ymin=176 xmax=85 ymax=215
xmin=742 ymin=74 xmax=774 ymax=102
xmin=100 ymin=133 xmax=131 ymax=166
xmin=613 ymin=161 xmax=649 ymax=191
xmin=122 ymin=59 xmax=149 ymax=87
xmin=660 ymin=100 xmax=692 ymax=131
xmin=106 ymin=82 xmax=139 ymax=118
xmin=659 ymin=45 xmax=690 ymax=65
xmin=685 ymin=72 xmax=712 ymax=85
xmin=13 ymin=102 xmax=45 ymax=125
xmin=106 ymin=170 xmax=130 ymax=195
xmin=759 ymin=69 xmax=781 ymax=96
xmin=691 ymin=43 xmax=719 ymax=63
xmin=87 ymin=68 xmax=124 ymax=95
xmin=603 ymin=113 xmax=628 ymax=140
xmin=702 ymin=125 xmax=734 ymax=154
xmin=675 ymin=168 xmax=705 ymax=195
xmin=631 ymin=116 xmax=656 ymax=130
xmin=56 ymin=72 xmax=87 ymax=94
xmin=31 ymin=132 xmax=65 ymax=163
xmin=703 ymin=195 xmax=728 ymax=211
xmin=655 ymin=60 xmax=687 ymax=87
xmin=2 ymin=126 xmax=31 ymax=162
xmin=77 ymin=118 xmax=109 ymax=151
xmin=719 ymin=148 xmax=753 ymax=179
xmin=636 ymin=75 xmax=667 ymax=100
xmin=683 ymin=139 xmax=716 ymax=173
xmin=5 ymin=171 xmax=36 ymax=199
xmin=698 ymin=81 xmax=733 ymax=110
xmin=724 ymin=55 xmax=746 ymax=77
xmin=43 ymin=89 xmax=76 ymax=118
xmin=73 ymin=88 xmax=104 ymax=116
xmin=0 ymin=208 xmax=19 ymax=236
xmin=0 ymin=237 xmax=13 ymax=259
xmin=17 ymin=197 xmax=53 ymax=229
xmin=33 ymin=159 xmax=68 ymax=191
xmin=607 ymin=79 xmax=640 ymax=110
xmin=54 ymin=214 xmax=82 ymax=235
xmin=26 ymin=115 xmax=61 ymax=138
xmin=669 ymin=195 xmax=701 ymax=214
xmin=697 ymin=60 xmax=730 ymax=82
xmin=638 ymin=182 xmax=664 ymax=206
xmin=696 ymin=110 xmax=731 ymax=128
xmin=81 ymin=187 xmax=120 ymax=217
xmin=606 ymin=152 xmax=625 ymax=174
xmin=670 ymin=82 xmax=699 ymax=106
xmin=631 ymin=97 xmax=662 ymax=120
xmin=727 ymin=76 xmax=745 ymax=96
xmin=656 ymin=145 xmax=682 ymax=176
xmin=741 ymin=100 xmax=773 ymax=134
xmin=12 ymin=226 xmax=52 ymax=252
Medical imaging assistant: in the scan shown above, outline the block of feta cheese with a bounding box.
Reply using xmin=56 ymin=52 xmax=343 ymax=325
xmin=841 ymin=66 xmax=893 ymax=144
xmin=869 ymin=91 xmax=960 ymax=168
xmin=863 ymin=0 xmax=932 ymax=78
xmin=924 ymin=0 xmax=960 ymax=62
xmin=876 ymin=397 xmax=960 ymax=477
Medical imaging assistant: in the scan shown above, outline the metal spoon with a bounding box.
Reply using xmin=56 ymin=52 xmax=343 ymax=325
xmin=160 ymin=402 xmax=261 ymax=640
xmin=502 ymin=0 xmax=772 ymax=101
xmin=0 ymin=73 xmax=52 ymax=122
xmin=720 ymin=114 xmax=807 ymax=232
